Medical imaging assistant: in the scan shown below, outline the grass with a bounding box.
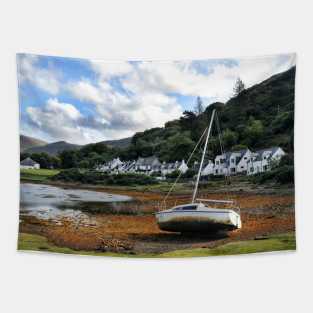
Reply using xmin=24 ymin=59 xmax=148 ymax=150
xmin=17 ymin=233 xmax=134 ymax=257
xmin=161 ymin=233 xmax=296 ymax=257
xmin=18 ymin=232 xmax=296 ymax=258
xmin=20 ymin=168 xmax=60 ymax=182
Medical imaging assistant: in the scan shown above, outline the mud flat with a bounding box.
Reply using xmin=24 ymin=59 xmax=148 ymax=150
xmin=18 ymin=184 xmax=295 ymax=256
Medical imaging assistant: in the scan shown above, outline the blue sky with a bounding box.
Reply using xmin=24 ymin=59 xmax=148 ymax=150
xmin=17 ymin=53 xmax=296 ymax=144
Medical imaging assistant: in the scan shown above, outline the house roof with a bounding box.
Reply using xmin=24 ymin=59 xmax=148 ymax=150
xmin=136 ymin=156 xmax=161 ymax=166
xmin=254 ymin=147 xmax=281 ymax=161
xmin=256 ymin=147 xmax=280 ymax=155
xmin=21 ymin=157 xmax=38 ymax=166
xmin=217 ymin=149 xmax=250 ymax=166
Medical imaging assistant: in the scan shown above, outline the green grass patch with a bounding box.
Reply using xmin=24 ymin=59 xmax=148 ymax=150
xmin=161 ymin=233 xmax=296 ymax=257
xmin=18 ymin=232 xmax=296 ymax=258
xmin=17 ymin=233 xmax=136 ymax=257
xmin=20 ymin=169 xmax=60 ymax=182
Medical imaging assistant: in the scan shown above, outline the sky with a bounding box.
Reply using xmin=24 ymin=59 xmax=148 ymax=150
xmin=17 ymin=53 xmax=296 ymax=145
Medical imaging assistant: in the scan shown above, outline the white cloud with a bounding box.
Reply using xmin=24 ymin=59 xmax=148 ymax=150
xmin=121 ymin=54 xmax=296 ymax=102
xmin=90 ymin=60 xmax=133 ymax=79
xmin=17 ymin=54 xmax=61 ymax=95
xmin=22 ymin=53 xmax=296 ymax=144
xmin=26 ymin=98 xmax=100 ymax=144
xmin=67 ymin=78 xmax=182 ymax=138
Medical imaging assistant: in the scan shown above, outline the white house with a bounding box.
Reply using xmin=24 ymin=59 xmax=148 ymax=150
xmin=135 ymin=156 xmax=162 ymax=174
xmin=161 ymin=160 xmax=188 ymax=176
xmin=201 ymin=160 xmax=214 ymax=176
xmin=118 ymin=160 xmax=136 ymax=173
xmin=247 ymin=147 xmax=286 ymax=175
xmin=236 ymin=149 xmax=253 ymax=174
xmin=179 ymin=160 xmax=188 ymax=174
xmin=20 ymin=157 xmax=40 ymax=169
xmin=214 ymin=149 xmax=251 ymax=175
xmin=97 ymin=157 xmax=123 ymax=172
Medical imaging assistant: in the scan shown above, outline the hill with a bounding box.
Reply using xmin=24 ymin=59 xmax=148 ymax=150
xmin=20 ymin=135 xmax=47 ymax=152
xmin=217 ymin=66 xmax=295 ymax=151
xmin=121 ymin=66 xmax=295 ymax=162
xmin=100 ymin=137 xmax=131 ymax=149
xmin=25 ymin=141 xmax=82 ymax=156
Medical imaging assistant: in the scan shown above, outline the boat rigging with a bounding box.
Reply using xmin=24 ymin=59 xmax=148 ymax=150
xmin=155 ymin=108 xmax=242 ymax=232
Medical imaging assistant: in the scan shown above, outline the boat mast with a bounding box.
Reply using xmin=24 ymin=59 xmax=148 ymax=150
xmin=191 ymin=109 xmax=216 ymax=203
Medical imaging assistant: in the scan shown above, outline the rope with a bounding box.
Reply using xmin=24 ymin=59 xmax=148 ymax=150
xmin=214 ymin=111 xmax=233 ymax=207
xmin=161 ymin=126 xmax=208 ymax=209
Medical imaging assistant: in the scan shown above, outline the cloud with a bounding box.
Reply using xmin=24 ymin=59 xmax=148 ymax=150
xmin=121 ymin=54 xmax=296 ymax=102
xmin=90 ymin=60 xmax=133 ymax=79
xmin=67 ymin=78 xmax=182 ymax=136
xmin=17 ymin=54 xmax=61 ymax=95
xmin=21 ymin=53 xmax=296 ymax=144
xmin=25 ymin=98 xmax=98 ymax=144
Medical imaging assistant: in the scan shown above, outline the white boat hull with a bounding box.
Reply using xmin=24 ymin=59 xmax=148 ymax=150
xmin=156 ymin=208 xmax=241 ymax=232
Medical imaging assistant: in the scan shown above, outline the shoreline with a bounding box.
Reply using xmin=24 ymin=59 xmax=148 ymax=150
xmin=19 ymin=176 xmax=295 ymax=256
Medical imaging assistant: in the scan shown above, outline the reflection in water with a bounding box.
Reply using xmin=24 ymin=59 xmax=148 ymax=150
xmin=20 ymin=183 xmax=134 ymax=220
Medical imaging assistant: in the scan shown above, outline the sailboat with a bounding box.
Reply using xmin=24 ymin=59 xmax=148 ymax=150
xmin=155 ymin=109 xmax=242 ymax=232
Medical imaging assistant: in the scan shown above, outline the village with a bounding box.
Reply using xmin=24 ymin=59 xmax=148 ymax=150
xmin=94 ymin=146 xmax=286 ymax=178
xmin=21 ymin=146 xmax=286 ymax=179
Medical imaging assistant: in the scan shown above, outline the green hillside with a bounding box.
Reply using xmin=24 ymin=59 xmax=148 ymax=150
xmin=25 ymin=140 xmax=82 ymax=156
xmin=120 ymin=66 xmax=295 ymax=162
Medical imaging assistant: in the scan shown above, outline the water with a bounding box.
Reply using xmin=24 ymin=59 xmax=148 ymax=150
xmin=20 ymin=183 xmax=133 ymax=220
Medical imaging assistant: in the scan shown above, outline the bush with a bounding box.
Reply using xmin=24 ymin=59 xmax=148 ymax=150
xmin=52 ymin=169 xmax=157 ymax=186
xmin=250 ymin=165 xmax=294 ymax=184
xmin=165 ymin=170 xmax=180 ymax=179
xmin=52 ymin=168 xmax=84 ymax=182
xmin=108 ymin=173 xmax=157 ymax=186
xmin=275 ymin=165 xmax=294 ymax=184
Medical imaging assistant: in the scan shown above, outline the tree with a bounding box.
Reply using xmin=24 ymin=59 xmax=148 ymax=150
xmin=30 ymin=152 xmax=52 ymax=169
xmin=180 ymin=110 xmax=197 ymax=131
xmin=233 ymin=78 xmax=245 ymax=96
xmin=194 ymin=96 xmax=204 ymax=115
xmin=243 ymin=117 xmax=264 ymax=146
xmin=58 ymin=150 xmax=78 ymax=169
xmin=160 ymin=132 xmax=194 ymax=162
xmin=222 ymin=129 xmax=238 ymax=149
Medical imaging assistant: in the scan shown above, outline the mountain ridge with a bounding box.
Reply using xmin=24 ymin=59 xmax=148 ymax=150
xmin=20 ymin=135 xmax=47 ymax=152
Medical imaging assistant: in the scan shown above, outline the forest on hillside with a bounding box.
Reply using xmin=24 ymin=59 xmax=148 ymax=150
xmin=119 ymin=66 xmax=295 ymax=162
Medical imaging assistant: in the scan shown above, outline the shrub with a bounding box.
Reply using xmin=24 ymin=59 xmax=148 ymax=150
xmin=165 ymin=170 xmax=180 ymax=179
xmin=52 ymin=169 xmax=157 ymax=186
xmin=250 ymin=165 xmax=294 ymax=184
xmin=52 ymin=168 xmax=84 ymax=182
xmin=275 ymin=165 xmax=294 ymax=184
xmin=109 ymin=173 xmax=157 ymax=186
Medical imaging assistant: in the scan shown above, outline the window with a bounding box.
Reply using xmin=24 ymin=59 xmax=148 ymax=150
xmin=244 ymin=157 xmax=247 ymax=160
xmin=231 ymin=158 xmax=235 ymax=163
xmin=251 ymin=167 xmax=254 ymax=172
xmin=174 ymin=206 xmax=197 ymax=211
xmin=216 ymin=160 xmax=219 ymax=165
xmin=182 ymin=205 xmax=197 ymax=210
xmin=263 ymin=165 xmax=268 ymax=171
xmin=231 ymin=168 xmax=236 ymax=173
xmin=241 ymin=166 xmax=244 ymax=169
xmin=215 ymin=169 xmax=218 ymax=174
